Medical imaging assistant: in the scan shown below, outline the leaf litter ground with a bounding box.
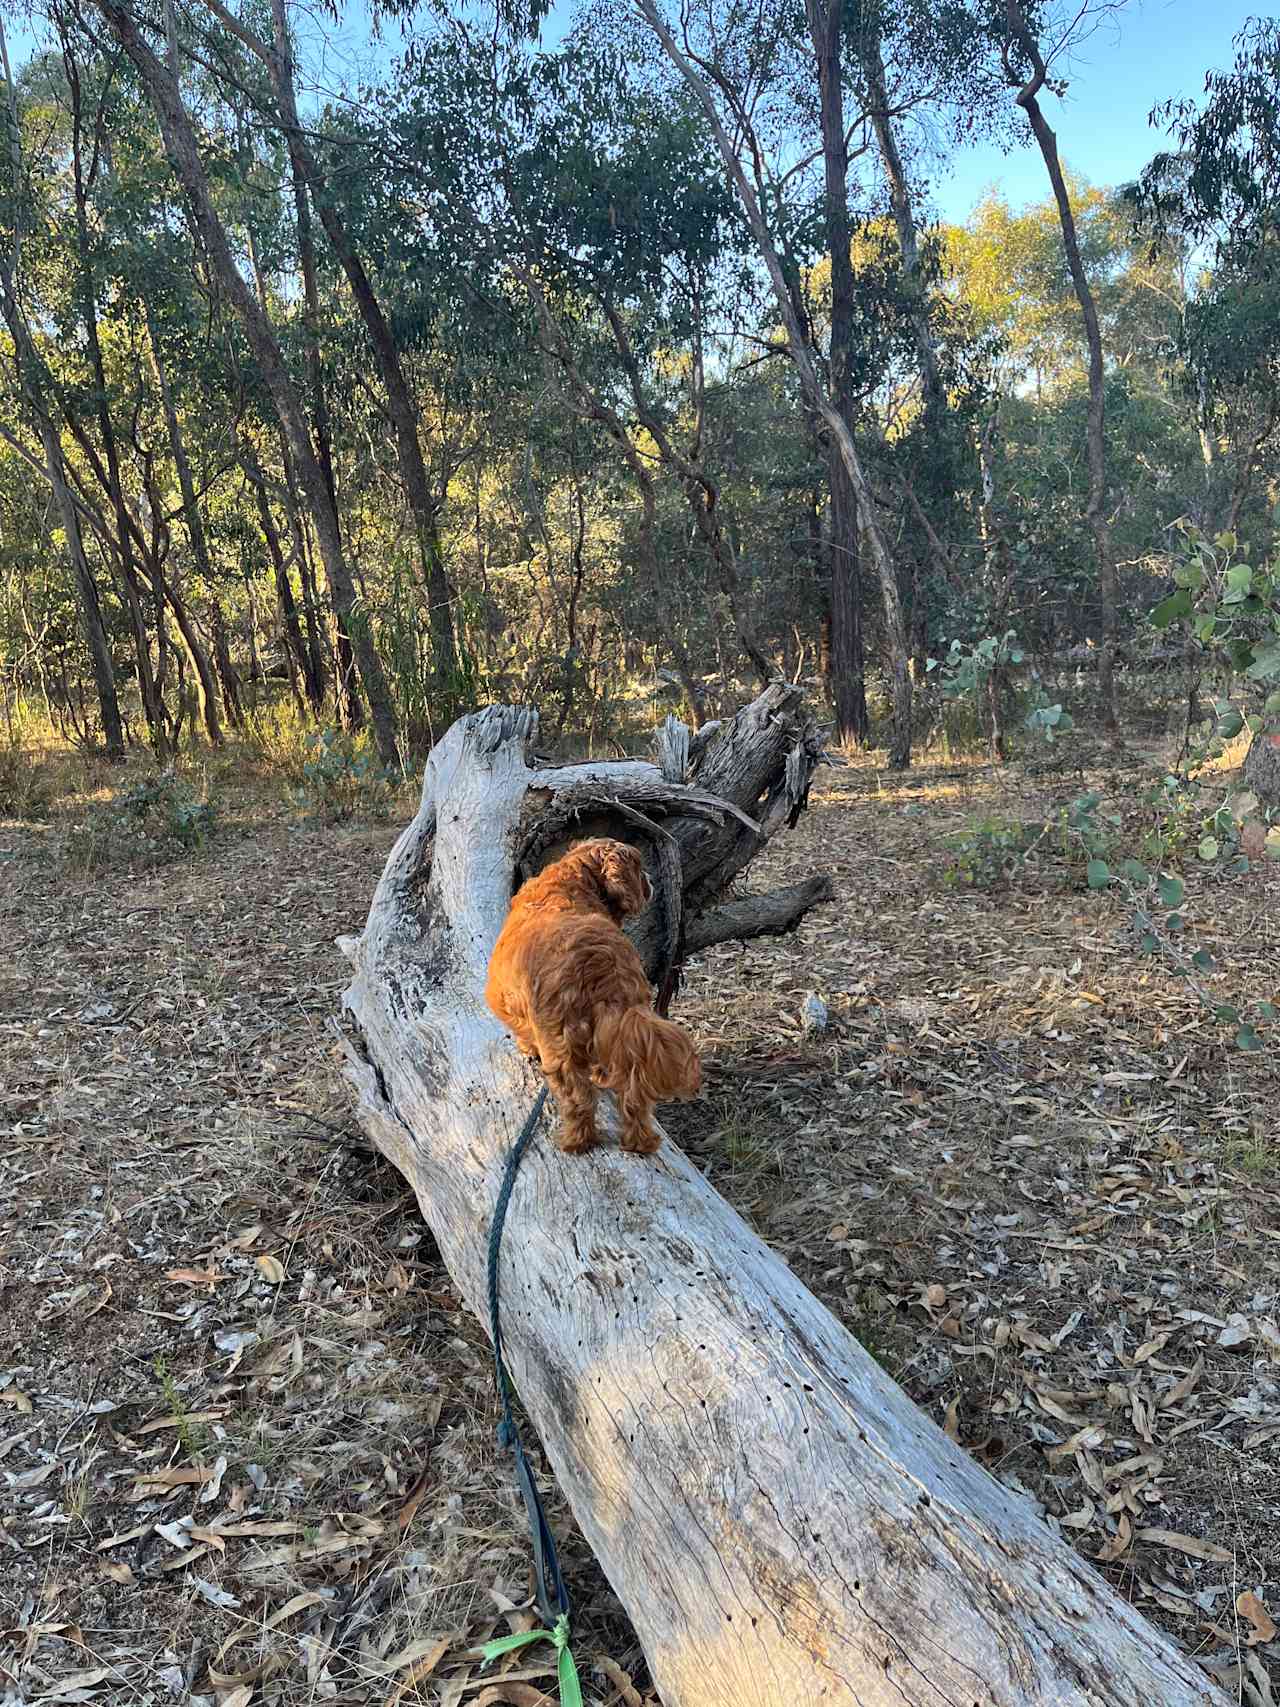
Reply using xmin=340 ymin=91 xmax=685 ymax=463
xmin=2 ymin=745 xmax=1278 ymax=1706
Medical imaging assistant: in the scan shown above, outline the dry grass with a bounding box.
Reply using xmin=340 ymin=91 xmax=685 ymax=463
xmin=2 ymin=721 xmax=1278 ymax=1705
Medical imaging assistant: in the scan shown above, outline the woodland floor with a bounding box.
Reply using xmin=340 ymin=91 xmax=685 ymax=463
xmin=2 ymin=712 xmax=1279 ymax=1707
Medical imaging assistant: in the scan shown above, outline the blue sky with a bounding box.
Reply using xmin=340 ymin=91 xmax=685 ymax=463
xmin=925 ymin=0 xmax=1265 ymax=223
xmin=6 ymin=0 xmax=1264 ymax=225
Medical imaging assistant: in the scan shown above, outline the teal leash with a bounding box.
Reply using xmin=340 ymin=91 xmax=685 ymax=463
xmin=483 ymin=1085 xmax=583 ymax=1706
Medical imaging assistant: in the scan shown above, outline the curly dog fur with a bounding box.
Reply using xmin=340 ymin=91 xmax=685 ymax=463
xmin=485 ymin=838 xmax=701 ymax=1154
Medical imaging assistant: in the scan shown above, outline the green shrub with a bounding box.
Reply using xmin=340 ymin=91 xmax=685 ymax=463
xmin=241 ymin=699 xmax=314 ymax=782
xmin=294 ymin=727 xmax=397 ymax=822
xmin=116 ymin=772 xmax=216 ymax=847
xmin=62 ymin=770 xmax=215 ymax=875
xmin=943 ymin=815 xmax=1047 ymax=890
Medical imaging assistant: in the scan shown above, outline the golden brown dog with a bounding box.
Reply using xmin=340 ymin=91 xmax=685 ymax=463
xmin=485 ymin=838 xmax=701 ymax=1154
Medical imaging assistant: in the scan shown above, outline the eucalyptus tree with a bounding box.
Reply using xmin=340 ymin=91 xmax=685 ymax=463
xmin=1133 ymin=17 xmax=1280 ymax=544
xmin=84 ymin=0 xmax=401 ymax=763
xmin=1131 ymin=17 xmax=1280 ymax=802
xmin=998 ymin=0 xmax=1130 ymax=735
xmin=0 ymin=16 xmax=124 ymax=755
xmin=372 ymin=32 xmax=782 ymax=708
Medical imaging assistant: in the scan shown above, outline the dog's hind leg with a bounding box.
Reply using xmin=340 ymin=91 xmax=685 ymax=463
xmin=543 ymin=1059 xmax=600 ymax=1154
xmin=618 ymin=1084 xmax=661 ymax=1155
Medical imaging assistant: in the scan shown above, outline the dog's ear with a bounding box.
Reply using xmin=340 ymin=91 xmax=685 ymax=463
xmin=592 ymin=840 xmax=651 ymax=917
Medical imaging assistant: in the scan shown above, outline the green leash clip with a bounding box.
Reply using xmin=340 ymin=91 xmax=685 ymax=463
xmin=480 ymin=1613 xmax=583 ymax=1707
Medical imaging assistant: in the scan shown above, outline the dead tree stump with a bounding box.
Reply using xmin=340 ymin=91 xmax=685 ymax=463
xmin=338 ymin=691 xmax=1225 ymax=1707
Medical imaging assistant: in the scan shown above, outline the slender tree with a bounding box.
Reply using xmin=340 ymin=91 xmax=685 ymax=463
xmin=90 ymin=0 xmax=400 ymax=763
xmin=1002 ymin=0 xmax=1122 ymax=735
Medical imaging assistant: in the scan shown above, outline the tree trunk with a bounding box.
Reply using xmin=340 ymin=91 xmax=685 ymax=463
xmin=0 ymin=18 xmax=126 ymax=758
xmin=273 ymin=429 xmax=331 ymax=708
xmin=807 ymin=0 xmax=881 ymax=752
xmin=262 ymin=0 xmax=460 ymax=698
xmin=1243 ymin=729 xmax=1280 ymax=808
xmin=97 ymin=0 xmax=400 ymax=765
xmin=198 ymin=0 xmax=460 ymax=698
xmin=1005 ymin=0 xmax=1120 ymax=737
xmin=639 ymin=0 xmax=910 ymax=766
xmin=0 ymin=295 xmax=124 ymax=759
xmin=160 ymin=564 xmax=223 ymax=747
xmin=241 ymin=446 xmax=324 ymax=710
xmin=828 ymin=442 xmax=867 ymax=744
xmin=863 ymin=27 xmax=954 ymax=660
xmin=977 ymin=412 xmax=1013 ymax=761
xmin=339 ymin=691 xmax=1226 ymax=1707
xmin=591 ymin=292 xmax=772 ymax=689
xmin=862 ymin=32 xmax=946 ymax=431
xmin=145 ymin=296 xmax=230 ymax=741
xmin=208 ymin=598 xmax=245 ymax=728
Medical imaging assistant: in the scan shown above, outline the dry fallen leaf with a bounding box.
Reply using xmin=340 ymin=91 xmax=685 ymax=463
xmin=383 ymin=1635 xmax=455 ymax=1706
xmin=473 ymin=1687 xmax=554 ymax=1707
xmin=36 ymin=1667 xmax=112 ymax=1698
xmin=597 ymin=1656 xmax=644 ymax=1707
xmin=138 ymin=1410 xmax=227 ymax=1436
xmin=1238 ymin=1590 xmax=1278 ymax=1646
xmin=1159 ymin=1356 xmax=1204 ymax=1409
xmin=1218 ymin=1314 xmax=1253 ymax=1349
xmin=165 ymin=1267 xmax=226 ymax=1288
xmin=132 ymin=1466 xmax=216 ymax=1492
xmin=1094 ymin=1512 xmax=1132 ymax=1563
xmin=1135 ymin=1527 xmax=1232 ymax=1564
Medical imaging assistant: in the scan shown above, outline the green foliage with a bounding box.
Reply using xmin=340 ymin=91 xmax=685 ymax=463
xmin=62 ymin=770 xmax=216 ymax=875
xmin=241 ymin=700 xmax=315 ymax=783
xmin=116 ymin=772 xmax=216 ymax=848
xmin=943 ymin=813 xmax=1045 ymax=890
xmin=294 ymin=728 xmax=398 ymax=823
xmin=1062 ymin=783 xmax=1274 ymax=1053
xmin=932 ymin=631 xmax=1073 ymax=751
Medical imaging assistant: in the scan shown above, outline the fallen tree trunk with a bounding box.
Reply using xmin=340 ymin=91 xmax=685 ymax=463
xmin=339 ymin=691 xmax=1225 ymax=1707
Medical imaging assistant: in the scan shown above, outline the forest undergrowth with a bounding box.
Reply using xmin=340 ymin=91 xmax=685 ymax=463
xmin=1 ymin=694 xmax=1278 ymax=1707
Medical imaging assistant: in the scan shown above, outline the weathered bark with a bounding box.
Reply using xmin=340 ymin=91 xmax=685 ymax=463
xmin=682 ymin=873 xmax=833 ymax=952
xmin=96 ymin=0 xmax=399 ymax=764
xmin=340 ymin=692 xmax=1226 ymax=1707
xmin=807 ymin=0 xmax=885 ymax=752
xmin=640 ymin=0 xmax=912 ymax=766
xmin=1243 ymin=729 xmax=1280 ymax=807
xmin=1004 ymin=0 xmax=1120 ymax=736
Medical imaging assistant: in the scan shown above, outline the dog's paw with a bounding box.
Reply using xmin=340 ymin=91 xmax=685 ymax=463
xmin=620 ymin=1125 xmax=663 ymax=1155
xmin=556 ymin=1124 xmax=600 ymax=1155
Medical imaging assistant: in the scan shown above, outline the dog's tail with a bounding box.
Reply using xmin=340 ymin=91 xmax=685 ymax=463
xmin=591 ymin=1007 xmax=702 ymax=1103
